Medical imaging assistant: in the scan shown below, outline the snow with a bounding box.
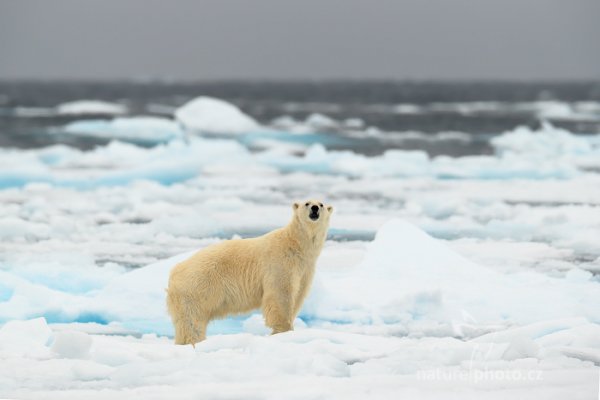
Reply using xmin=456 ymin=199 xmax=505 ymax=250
xmin=61 ymin=117 xmax=183 ymax=144
xmin=56 ymin=100 xmax=128 ymax=115
xmin=1 ymin=218 xmax=598 ymax=342
xmin=0 ymin=317 xmax=53 ymax=358
xmin=174 ymin=96 xmax=261 ymax=134
xmin=1 ymin=115 xmax=600 ymax=397
xmin=0 ymin=316 xmax=598 ymax=398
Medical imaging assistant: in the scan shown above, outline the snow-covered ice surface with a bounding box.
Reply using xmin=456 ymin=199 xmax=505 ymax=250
xmin=1 ymin=112 xmax=599 ymax=398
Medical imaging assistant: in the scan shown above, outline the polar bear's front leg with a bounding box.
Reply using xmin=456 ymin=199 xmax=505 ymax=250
xmin=262 ymin=287 xmax=294 ymax=334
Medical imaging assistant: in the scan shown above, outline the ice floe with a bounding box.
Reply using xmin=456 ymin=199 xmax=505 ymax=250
xmin=4 ymin=122 xmax=595 ymax=191
xmin=175 ymin=96 xmax=261 ymax=134
xmin=1 ymin=107 xmax=600 ymax=398
xmin=1 ymin=221 xmax=599 ymax=398
xmin=1 ymin=219 xmax=598 ymax=338
xmin=56 ymin=100 xmax=128 ymax=116
xmin=62 ymin=116 xmax=184 ymax=144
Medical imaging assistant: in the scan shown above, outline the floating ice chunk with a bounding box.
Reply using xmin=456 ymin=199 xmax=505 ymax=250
xmin=268 ymin=115 xmax=319 ymax=134
xmin=268 ymin=113 xmax=342 ymax=134
xmin=394 ymin=104 xmax=422 ymax=114
xmin=532 ymin=100 xmax=599 ymax=120
xmin=248 ymin=138 xmax=308 ymax=154
xmin=343 ymin=118 xmax=365 ymax=129
xmin=270 ymin=115 xmax=300 ymax=130
xmin=62 ymin=117 xmax=183 ymax=144
xmin=175 ymin=96 xmax=260 ymax=134
xmin=305 ymin=113 xmax=339 ymax=129
xmin=14 ymin=107 xmax=55 ymax=117
xmin=0 ymin=138 xmax=253 ymax=189
xmin=260 ymin=144 xmax=431 ymax=177
xmin=574 ymin=101 xmax=600 ymax=115
xmin=2 ymin=124 xmax=595 ymax=192
xmin=432 ymin=153 xmax=577 ymax=179
xmin=491 ymin=122 xmax=600 ymax=171
xmin=526 ymin=101 xmax=573 ymax=119
xmin=51 ymin=330 xmax=92 ymax=359
xmin=56 ymin=100 xmax=127 ymax=115
xmin=492 ymin=122 xmax=591 ymax=157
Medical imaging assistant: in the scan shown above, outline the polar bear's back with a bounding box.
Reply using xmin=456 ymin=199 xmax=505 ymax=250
xmin=167 ymin=236 xmax=270 ymax=317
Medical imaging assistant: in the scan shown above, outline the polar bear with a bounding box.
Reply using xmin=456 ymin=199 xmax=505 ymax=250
xmin=166 ymin=199 xmax=333 ymax=345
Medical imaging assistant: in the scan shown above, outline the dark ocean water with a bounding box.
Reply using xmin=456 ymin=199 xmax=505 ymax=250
xmin=1 ymin=81 xmax=600 ymax=156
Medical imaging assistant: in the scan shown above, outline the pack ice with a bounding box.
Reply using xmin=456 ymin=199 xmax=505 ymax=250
xmin=0 ymin=220 xmax=598 ymax=399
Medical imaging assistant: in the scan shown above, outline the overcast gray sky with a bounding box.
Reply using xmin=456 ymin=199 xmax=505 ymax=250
xmin=1 ymin=0 xmax=599 ymax=81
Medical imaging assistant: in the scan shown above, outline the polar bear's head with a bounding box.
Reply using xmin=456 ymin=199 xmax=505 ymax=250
xmin=293 ymin=199 xmax=333 ymax=226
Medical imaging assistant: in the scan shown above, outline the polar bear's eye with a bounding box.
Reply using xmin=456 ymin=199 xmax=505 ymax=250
xmin=305 ymin=202 xmax=309 ymax=207
xmin=319 ymin=203 xmax=323 ymax=207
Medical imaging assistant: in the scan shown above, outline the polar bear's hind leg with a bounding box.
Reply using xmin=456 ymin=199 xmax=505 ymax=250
xmin=167 ymin=290 xmax=209 ymax=345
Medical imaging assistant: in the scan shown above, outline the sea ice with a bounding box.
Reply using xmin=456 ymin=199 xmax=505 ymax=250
xmin=1 ymin=219 xmax=598 ymax=339
xmin=55 ymin=100 xmax=127 ymax=115
xmin=0 ymin=316 xmax=597 ymax=399
xmin=62 ymin=116 xmax=184 ymax=144
xmin=174 ymin=96 xmax=261 ymax=134
xmin=2 ymin=92 xmax=600 ymax=398
xmin=305 ymin=113 xmax=339 ymax=130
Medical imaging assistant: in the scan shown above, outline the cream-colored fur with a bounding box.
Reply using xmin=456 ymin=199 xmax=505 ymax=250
xmin=166 ymin=199 xmax=332 ymax=345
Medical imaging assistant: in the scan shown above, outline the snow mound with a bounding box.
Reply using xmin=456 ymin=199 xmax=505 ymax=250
xmin=304 ymin=220 xmax=600 ymax=335
xmin=175 ymin=96 xmax=261 ymax=134
xmin=1 ymin=219 xmax=598 ymax=338
xmin=62 ymin=117 xmax=184 ymax=144
xmin=56 ymin=100 xmax=127 ymax=116
xmin=0 ymin=317 xmax=52 ymax=357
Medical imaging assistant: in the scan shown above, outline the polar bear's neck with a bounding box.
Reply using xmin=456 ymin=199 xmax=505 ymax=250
xmin=284 ymin=217 xmax=328 ymax=260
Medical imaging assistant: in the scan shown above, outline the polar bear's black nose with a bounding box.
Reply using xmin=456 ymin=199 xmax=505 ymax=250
xmin=311 ymin=205 xmax=319 ymax=212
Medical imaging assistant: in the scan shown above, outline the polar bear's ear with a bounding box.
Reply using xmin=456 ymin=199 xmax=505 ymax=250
xmin=293 ymin=202 xmax=300 ymax=210
xmin=327 ymin=205 xmax=333 ymax=213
